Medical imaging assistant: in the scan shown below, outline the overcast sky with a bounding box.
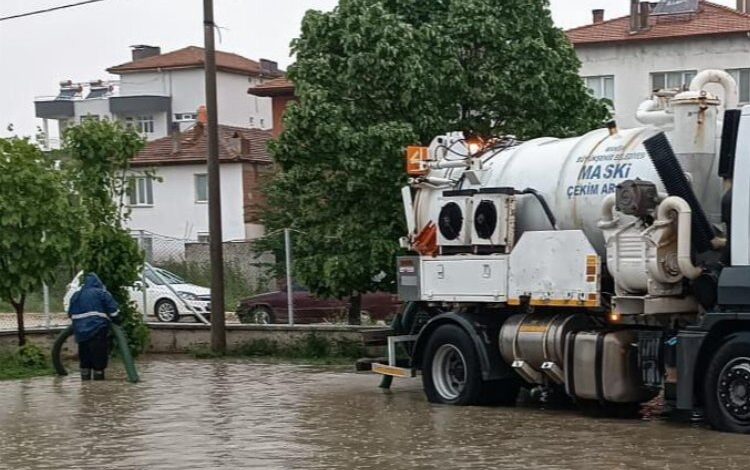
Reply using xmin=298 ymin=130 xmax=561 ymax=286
xmin=0 ymin=0 xmax=736 ymax=138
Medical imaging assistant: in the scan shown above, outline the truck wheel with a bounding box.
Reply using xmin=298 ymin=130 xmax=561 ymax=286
xmin=704 ymin=334 xmax=750 ymax=433
xmin=422 ymin=324 xmax=483 ymax=405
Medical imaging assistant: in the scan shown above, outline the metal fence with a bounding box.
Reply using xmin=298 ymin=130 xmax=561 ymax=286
xmin=0 ymin=231 xmax=275 ymax=331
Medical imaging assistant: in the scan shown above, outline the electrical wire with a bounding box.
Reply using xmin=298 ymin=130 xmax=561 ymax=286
xmin=0 ymin=0 xmax=107 ymax=22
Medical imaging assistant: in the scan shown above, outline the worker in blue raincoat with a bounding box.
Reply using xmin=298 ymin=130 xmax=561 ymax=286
xmin=67 ymin=273 xmax=120 ymax=380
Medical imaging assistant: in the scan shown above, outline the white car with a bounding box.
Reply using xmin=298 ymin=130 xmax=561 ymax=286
xmin=63 ymin=267 xmax=211 ymax=323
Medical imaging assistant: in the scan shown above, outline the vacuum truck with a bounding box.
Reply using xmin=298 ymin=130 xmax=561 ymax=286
xmin=368 ymin=69 xmax=750 ymax=433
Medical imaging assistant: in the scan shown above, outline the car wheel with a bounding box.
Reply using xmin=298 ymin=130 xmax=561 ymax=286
xmin=238 ymin=306 xmax=274 ymax=325
xmin=155 ymin=299 xmax=180 ymax=323
xmin=704 ymin=333 xmax=750 ymax=433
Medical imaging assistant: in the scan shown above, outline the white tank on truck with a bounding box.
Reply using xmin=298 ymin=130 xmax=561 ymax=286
xmin=410 ymin=69 xmax=736 ymax=255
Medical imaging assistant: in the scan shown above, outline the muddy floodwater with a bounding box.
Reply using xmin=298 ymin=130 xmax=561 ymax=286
xmin=1 ymin=358 xmax=750 ymax=469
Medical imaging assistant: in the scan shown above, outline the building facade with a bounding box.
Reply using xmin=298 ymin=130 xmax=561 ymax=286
xmin=567 ymin=1 xmax=750 ymax=128
xmin=35 ymin=45 xmax=282 ymax=148
xmin=126 ymin=117 xmax=273 ymax=245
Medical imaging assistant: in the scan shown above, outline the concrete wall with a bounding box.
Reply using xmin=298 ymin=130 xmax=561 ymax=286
xmin=0 ymin=324 xmax=377 ymax=356
xmin=125 ymin=162 xmax=246 ymax=242
xmin=575 ymin=34 xmax=750 ymax=128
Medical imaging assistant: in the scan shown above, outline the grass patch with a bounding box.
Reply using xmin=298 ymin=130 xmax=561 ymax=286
xmin=188 ymin=333 xmax=365 ymax=366
xmin=0 ymin=343 xmax=55 ymax=380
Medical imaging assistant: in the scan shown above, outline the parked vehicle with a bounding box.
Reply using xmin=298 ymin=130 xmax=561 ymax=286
xmin=63 ymin=267 xmax=210 ymax=322
xmin=236 ymin=284 xmax=401 ymax=324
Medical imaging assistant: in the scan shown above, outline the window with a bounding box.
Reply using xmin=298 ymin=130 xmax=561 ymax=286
xmin=80 ymin=114 xmax=100 ymax=123
xmin=128 ymin=176 xmax=154 ymax=206
xmin=728 ymin=69 xmax=750 ymax=104
xmin=260 ymin=118 xmax=266 ymax=128
xmin=123 ymin=115 xmax=154 ymax=134
xmin=195 ymin=174 xmax=208 ymax=203
xmin=583 ymin=75 xmax=615 ymax=103
xmin=651 ymin=70 xmax=697 ymax=91
xmin=136 ymin=115 xmax=154 ymax=134
xmin=174 ymin=112 xmax=197 ymax=122
xmin=249 ymin=117 xmax=255 ymax=126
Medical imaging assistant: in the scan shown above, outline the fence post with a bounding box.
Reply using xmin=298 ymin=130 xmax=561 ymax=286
xmin=43 ymin=283 xmax=50 ymax=328
xmin=140 ymin=231 xmax=148 ymax=321
xmin=285 ymin=228 xmax=294 ymax=326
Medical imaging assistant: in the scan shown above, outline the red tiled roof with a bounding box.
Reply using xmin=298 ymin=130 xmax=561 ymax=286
xmin=566 ymin=1 xmax=750 ymax=45
xmin=108 ymin=46 xmax=283 ymax=77
xmin=131 ymin=123 xmax=273 ymax=167
xmin=248 ymin=77 xmax=295 ymax=97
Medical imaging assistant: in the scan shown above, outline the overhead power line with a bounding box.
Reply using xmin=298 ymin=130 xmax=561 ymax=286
xmin=0 ymin=0 xmax=106 ymax=22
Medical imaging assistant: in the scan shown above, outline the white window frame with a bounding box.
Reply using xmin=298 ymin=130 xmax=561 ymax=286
xmin=651 ymin=70 xmax=697 ymax=92
xmin=728 ymin=68 xmax=750 ymax=105
xmin=80 ymin=114 xmax=100 ymax=123
xmin=136 ymin=115 xmax=155 ymax=134
xmin=583 ymin=75 xmax=615 ymax=105
xmin=174 ymin=112 xmax=197 ymax=122
xmin=128 ymin=176 xmax=154 ymax=207
xmin=194 ymin=173 xmax=208 ymax=203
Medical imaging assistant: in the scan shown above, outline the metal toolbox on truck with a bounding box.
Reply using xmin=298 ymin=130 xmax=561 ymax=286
xmin=564 ymin=330 xmax=656 ymax=403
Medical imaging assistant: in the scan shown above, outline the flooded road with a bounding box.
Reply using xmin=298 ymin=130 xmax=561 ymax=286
xmin=1 ymin=357 xmax=749 ymax=469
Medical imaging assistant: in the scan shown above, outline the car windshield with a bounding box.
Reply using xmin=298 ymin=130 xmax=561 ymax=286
xmin=145 ymin=268 xmax=186 ymax=285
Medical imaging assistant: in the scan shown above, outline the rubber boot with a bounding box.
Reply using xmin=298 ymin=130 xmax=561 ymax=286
xmin=80 ymin=368 xmax=92 ymax=381
xmin=93 ymin=370 xmax=105 ymax=381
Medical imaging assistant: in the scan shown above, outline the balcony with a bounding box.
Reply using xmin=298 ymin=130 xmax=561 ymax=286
xmin=34 ymin=97 xmax=75 ymax=119
xmin=109 ymin=95 xmax=171 ymax=114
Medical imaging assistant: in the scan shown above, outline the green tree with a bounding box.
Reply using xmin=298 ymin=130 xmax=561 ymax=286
xmin=263 ymin=0 xmax=609 ymax=324
xmin=0 ymin=138 xmax=83 ymax=345
xmin=64 ymin=120 xmax=149 ymax=355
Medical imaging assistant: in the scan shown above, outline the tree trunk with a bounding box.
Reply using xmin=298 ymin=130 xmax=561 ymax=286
xmin=12 ymin=295 xmax=26 ymax=347
xmin=348 ymin=293 xmax=362 ymax=326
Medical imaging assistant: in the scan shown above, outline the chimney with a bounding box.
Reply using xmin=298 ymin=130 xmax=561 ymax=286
xmin=739 ymin=0 xmax=750 ymax=13
xmin=131 ymin=45 xmax=161 ymax=62
xmin=630 ymin=0 xmax=640 ymax=32
xmin=259 ymin=59 xmax=278 ymax=76
xmin=639 ymin=2 xmax=650 ymax=30
xmin=197 ymin=105 xmax=208 ymax=125
xmin=592 ymin=9 xmax=605 ymax=24
xmin=170 ymin=122 xmax=181 ymax=154
xmin=240 ymin=138 xmax=251 ymax=156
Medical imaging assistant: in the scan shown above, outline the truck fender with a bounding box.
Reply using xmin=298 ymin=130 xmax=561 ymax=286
xmin=410 ymin=311 xmax=514 ymax=381
xmin=677 ymin=314 xmax=750 ymax=410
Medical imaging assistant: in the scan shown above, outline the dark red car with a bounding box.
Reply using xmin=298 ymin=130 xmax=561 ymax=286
xmin=235 ymin=284 xmax=401 ymax=324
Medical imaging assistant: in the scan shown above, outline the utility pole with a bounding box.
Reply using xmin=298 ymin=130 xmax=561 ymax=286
xmin=203 ymin=0 xmax=226 ymax=353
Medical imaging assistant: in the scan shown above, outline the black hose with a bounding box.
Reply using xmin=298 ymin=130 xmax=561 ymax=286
xmin=52 ymin=325 xmax=74 ymax=376
xmin=643 ymin=132 xmax=715 ymax=253
xmin=518 ymin=188 xmax=558 ymax=230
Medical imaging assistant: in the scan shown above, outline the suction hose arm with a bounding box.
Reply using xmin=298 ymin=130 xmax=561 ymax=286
xmin=690 ymin=69 xmax=739 ymax=111
xmin=598 ymin=194 xmax=618 ymax=228
xmin=636 ymin=99 xmax=673 ymax=127
xmin=656 ymin=196 xmax=703 ymax=280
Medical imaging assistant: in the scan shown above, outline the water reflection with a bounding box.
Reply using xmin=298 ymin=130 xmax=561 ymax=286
xmin=0 ymin=357 xmax=748 ymax=469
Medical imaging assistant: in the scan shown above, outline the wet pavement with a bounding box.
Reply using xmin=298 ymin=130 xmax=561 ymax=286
xmin=1 ymin=357 xmax=749 ymax=469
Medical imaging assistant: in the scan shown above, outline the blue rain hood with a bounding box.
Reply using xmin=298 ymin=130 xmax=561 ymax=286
xmin=68 ymin=273 xmax=119 ymax=343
